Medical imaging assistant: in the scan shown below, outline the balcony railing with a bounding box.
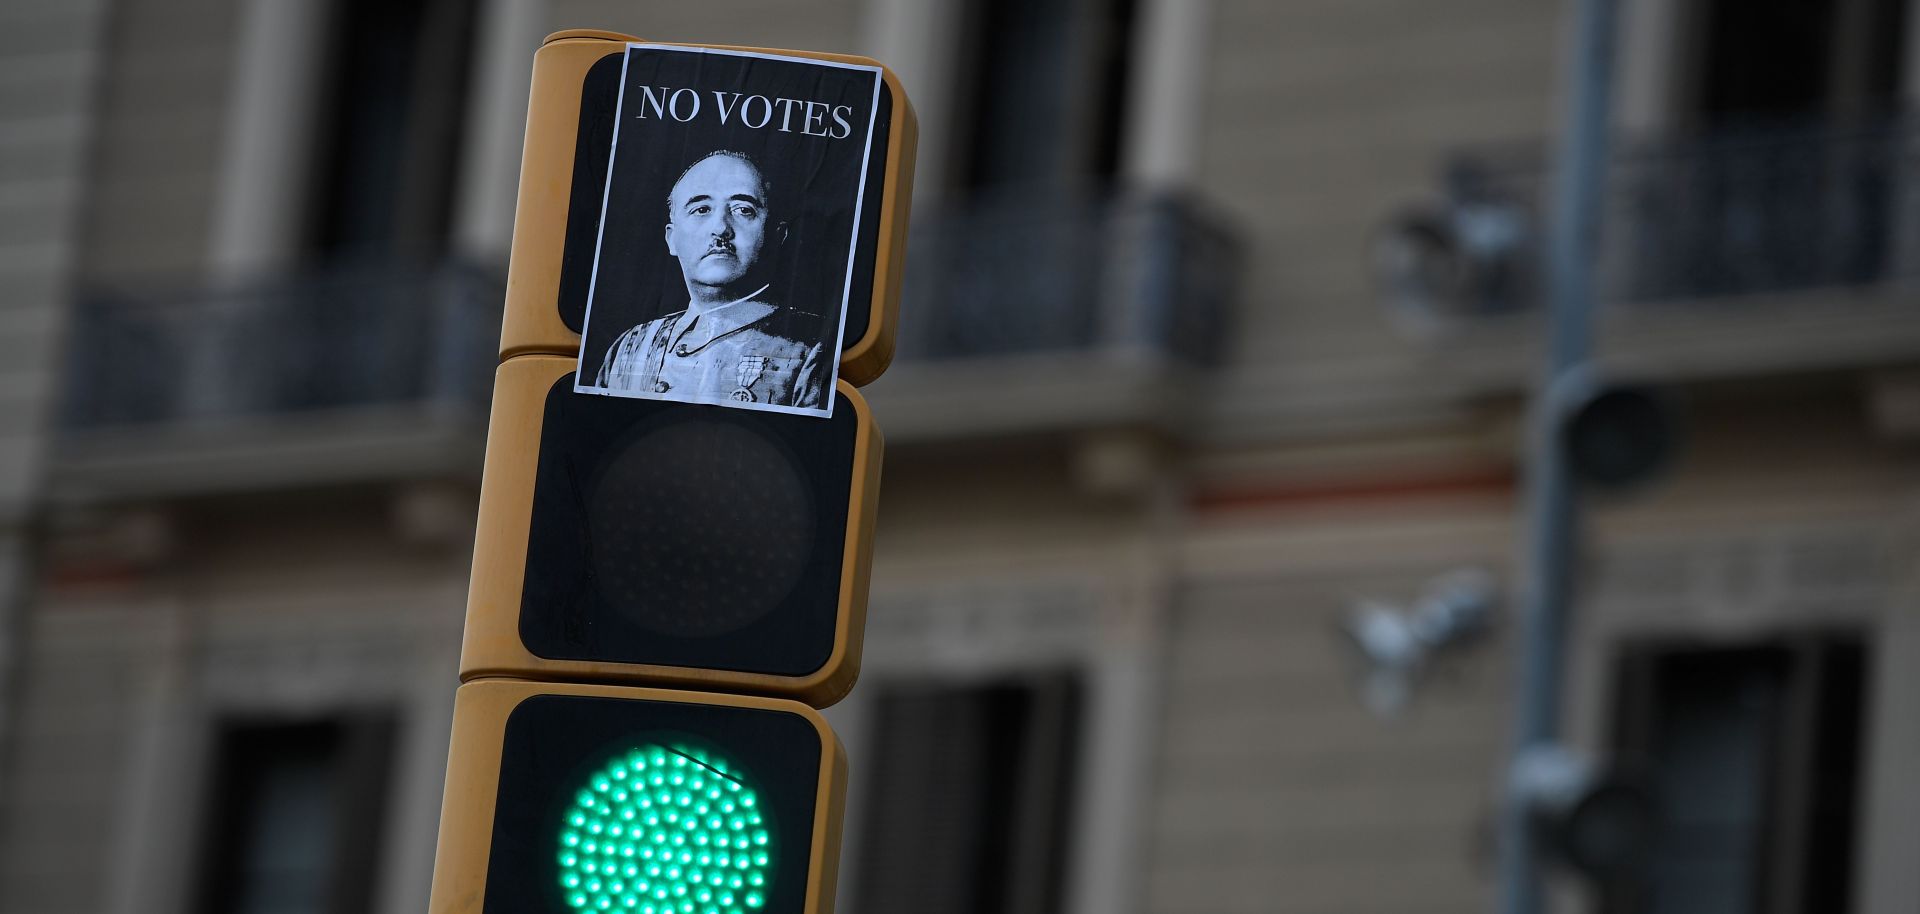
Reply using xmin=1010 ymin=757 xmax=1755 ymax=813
xmin=51 ymin=262 xmax=502 ymax=499
xmin=1384 ymin=119 xmax=1920 ymax=319
xmin=57 ymin=196 xmax=1238 ymax=468
xmin=895 ymin=193 xmax=1239 ymax=366
xmin=63 ymin=261 xmax=501 ymax=431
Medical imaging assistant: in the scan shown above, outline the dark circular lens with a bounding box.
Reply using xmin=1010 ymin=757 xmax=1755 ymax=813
xmin=1565 ymin=387 xmax=1676 ymax=489
xmin=587 ymin=419 xmax=815 ymax=638
xmin=1562 ymin=780 xmax=1658 ymax=880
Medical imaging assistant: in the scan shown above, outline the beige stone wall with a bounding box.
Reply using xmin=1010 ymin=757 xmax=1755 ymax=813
xmin=0 ymin=3 xmax=110 ymax=904
xmin=1133 ymin=4 xmax=1564 ymax=898
xmin=542 ymin=0 xmax=867 ymax=56
xmin=1191 ymin=0 xmax=1562 ymax=438
xmin=0 ymin=0 xmax=113 ymax=508
xmin=1154 ymin=489 xmax=1515 ymax=912
xmin=0 ymin=494 xmax=470 ymax=914
xmin=74 ymin=0 xmax=242 ymax=282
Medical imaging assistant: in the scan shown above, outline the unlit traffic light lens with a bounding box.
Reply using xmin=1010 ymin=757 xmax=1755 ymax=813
xmin=558 ymin=744 xmax=773 ymax=914
xmin=586 ymin=420 xmax=814 ymax=638
xmin=513 ymin=375 xmax=864 ymax=681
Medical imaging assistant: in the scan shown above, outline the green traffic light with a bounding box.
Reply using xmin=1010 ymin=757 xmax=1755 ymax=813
xmin=557 ymin=744 xmax=773 ymax=914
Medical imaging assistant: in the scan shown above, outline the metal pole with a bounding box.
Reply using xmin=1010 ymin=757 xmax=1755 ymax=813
xmin=1496 ymin=0 xmax=1621 ymax=911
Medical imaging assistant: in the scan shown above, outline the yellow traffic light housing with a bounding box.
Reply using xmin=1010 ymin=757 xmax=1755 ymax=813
xmin=433 ymin=30 xmax=915 ymax=913
xmin=429 ymin=679 xmax=848 ymax=914
xmin=499 ymin=30 xmax=916 ymax=386
xmin=462 ymin=355 xmax=881 ymax=707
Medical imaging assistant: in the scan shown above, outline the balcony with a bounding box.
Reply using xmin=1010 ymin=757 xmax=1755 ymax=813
xmin=54 ymin=262 xmax=501 ymax=501
xmin=1380 ymin=119 xmax=1920 ymax=384
xmin=49 ymin=196 xmax=1240 ymax=500
xmin=868 ymin=192 xmax=1240 ymax=443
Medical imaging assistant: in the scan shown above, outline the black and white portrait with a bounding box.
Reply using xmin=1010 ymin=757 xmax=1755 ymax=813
xmin=575 ymin=44 xmax=883 ymax=418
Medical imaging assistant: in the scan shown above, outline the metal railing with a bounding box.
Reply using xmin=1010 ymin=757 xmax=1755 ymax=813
xmin=60 ymin=196 xmax=1237 ymax=433
xmin=63 ymin=261 xmax=502 ymax=430
xmin=1614 ymin=123 xmax=1910 ymax=301
xmin=1388 ymin=118 xmax=1920 ymax=317
xmin=895 ymin=192 xmax=1239 ymax=365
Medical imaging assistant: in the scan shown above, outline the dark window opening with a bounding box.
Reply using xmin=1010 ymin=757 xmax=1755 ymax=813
xmin=192 ymin=714 xmax=397 ymax=914
xmin=1686 ymin=0 xmax=1906 ymax=128
xmin=853 ymin=671 xmax=1083 ymax=914
xmin=949 ymin=0 xmax=1138 ymax=194
xmin=305 ymin=0 xmax=477 ymax=262
xmin=1605 ymin=633 xmax=1868 ymax=914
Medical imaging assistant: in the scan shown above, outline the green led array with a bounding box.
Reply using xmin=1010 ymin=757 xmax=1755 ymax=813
xmin=558 ymin=744 xmax=773 ymax=914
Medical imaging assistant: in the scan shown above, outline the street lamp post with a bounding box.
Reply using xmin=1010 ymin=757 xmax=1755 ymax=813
xmin=1496 ymin=0 xmax=1623 ymax=911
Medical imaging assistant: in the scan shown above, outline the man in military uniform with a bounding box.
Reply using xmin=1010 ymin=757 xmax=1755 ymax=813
xmin=593 ymin=150 xmax=827 ymax=410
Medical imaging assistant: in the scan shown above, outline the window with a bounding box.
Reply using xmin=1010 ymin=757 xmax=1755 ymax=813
xmin=903 ymin=0 xmax=1146 ymax=360
xmin=304 ymin=0 xmax=477 ymax=261
xmin=192 ymin=715 xmax=396 ymax=914
xmin=1623 ymin=0 xmax=1907 ymax=299
xmin=1682 ymin=0 xmax=1905 ymax=128
xmin=948 ymin=0 xmax=1137 ymax=193
xmin=852 ymin=672 xmax=1083 ymax=914
xmin=1606 ymin=634 xmax=1869 ymax=914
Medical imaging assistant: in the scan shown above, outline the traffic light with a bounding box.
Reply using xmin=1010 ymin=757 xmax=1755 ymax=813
xmin=430 ymin=679 xmax=847 ymax=914
xmin=499 ymin=29 xmax=916 ymax=384
xmin=1560 ymin=382 xmax=1678 ymax=490
xmin=461 ymin=355 xmax=881 ymax=706
xmin=1511 ymin=745 xmax=1658 ymax=886
xmin=431 ymin=29 xmax=915 ymax=914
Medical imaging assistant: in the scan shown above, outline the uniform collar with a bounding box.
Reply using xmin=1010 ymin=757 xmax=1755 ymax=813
xmin=668 ymin=285 xmax=777 ymax=356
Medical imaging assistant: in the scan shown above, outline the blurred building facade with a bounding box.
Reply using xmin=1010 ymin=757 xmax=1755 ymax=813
xmin=1 ymin=1 xmax=1918 ymax=914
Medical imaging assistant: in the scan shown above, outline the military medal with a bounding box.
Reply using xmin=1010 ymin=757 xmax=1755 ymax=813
xmin=732 ymin=355 xmax=768 ymax=402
